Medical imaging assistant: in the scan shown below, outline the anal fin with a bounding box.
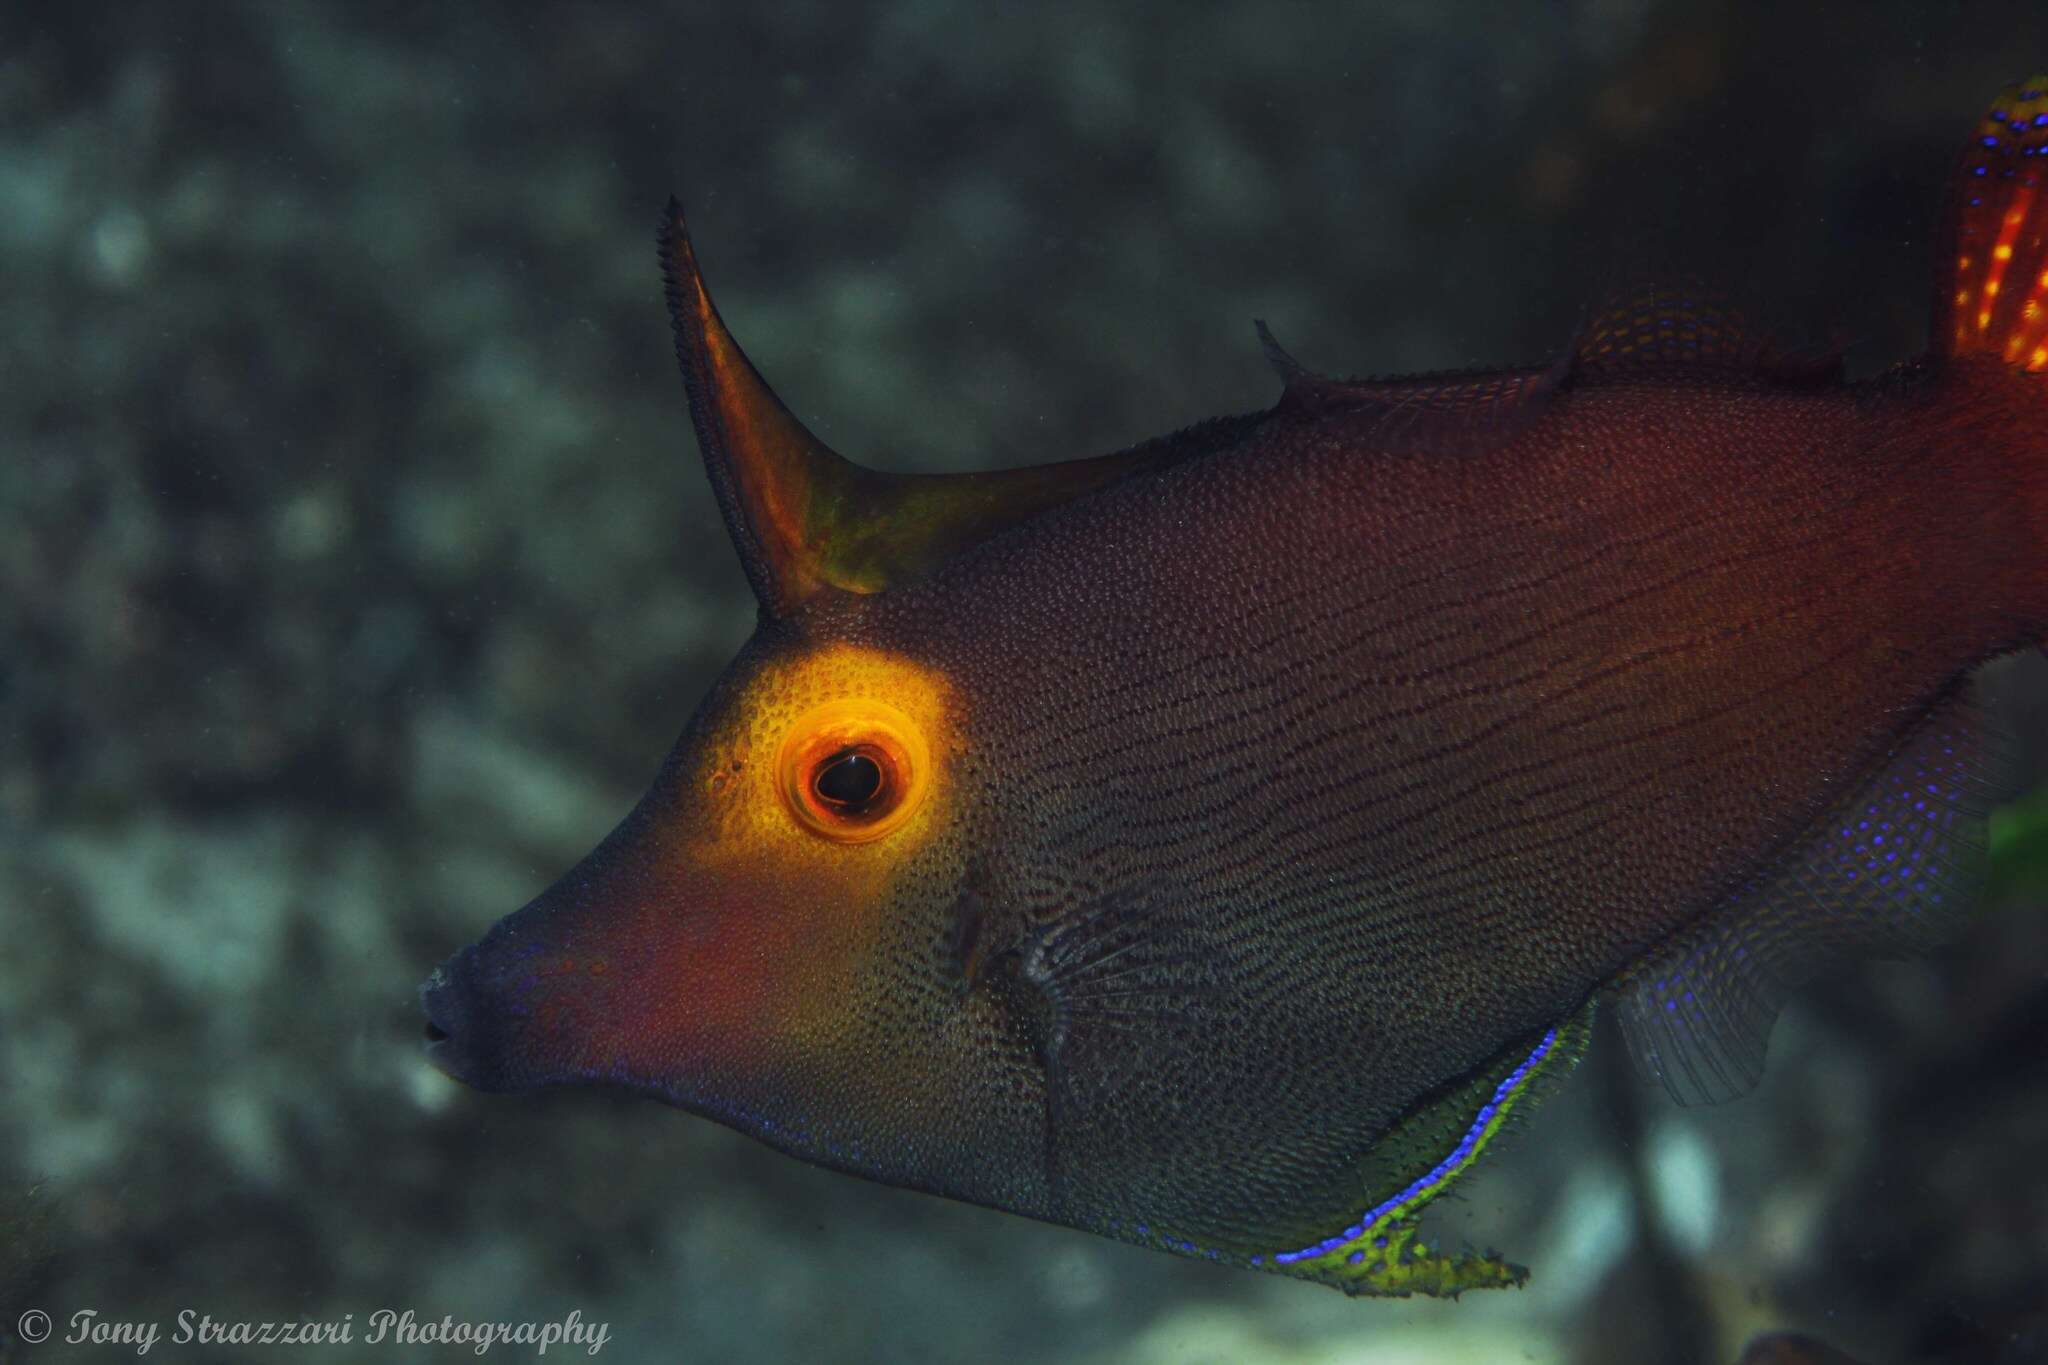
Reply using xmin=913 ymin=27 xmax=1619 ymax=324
xmin=1616 ymin=679 xmax=2016 ymax=1106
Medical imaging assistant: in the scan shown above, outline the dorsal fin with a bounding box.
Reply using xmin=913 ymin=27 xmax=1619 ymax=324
xmin=658 ymin=198 xmax=1214 ymax=616
xmin=1250 ymin=318 xmax=1566 ymax=453
xmin=1263 ymin=359 xmax=1566 ymax=457
xmin=1257 ymin=284 xmax=1837 ymax=439
xmin=1254 ymin=319 xmax=1311 ymax=385
xmin=1279 ymin=363 xmax=1564 ymax=414
xmin=1564 ymin=282 xmax=1844 ymax=389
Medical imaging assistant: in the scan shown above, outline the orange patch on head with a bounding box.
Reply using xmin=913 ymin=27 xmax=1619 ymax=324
xmin=777 ymin=697 xmax=934 ymax=844
xmin=686 ymin=642 xmax=959 ymax=884
xmin=626 ymin=643 xmax=966 ymax=1060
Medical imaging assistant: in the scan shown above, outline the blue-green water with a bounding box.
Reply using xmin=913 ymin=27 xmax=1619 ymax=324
xmin=4 ymin=4 xmax=2046 ymax=1362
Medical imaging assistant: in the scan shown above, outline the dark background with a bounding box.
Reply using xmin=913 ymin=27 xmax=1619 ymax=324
xmin=4 ymin=3 xmax=2047 ymax=1362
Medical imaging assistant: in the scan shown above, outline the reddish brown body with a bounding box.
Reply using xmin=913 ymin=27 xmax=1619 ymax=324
xmin=821 ymin=352 xmax=2045 ymax=1244
xmin=424 ymin=81 xmax=2048 ymax=1294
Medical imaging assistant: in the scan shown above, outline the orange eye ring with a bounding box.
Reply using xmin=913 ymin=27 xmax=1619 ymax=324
xmin=777 ymin=698 xmax=932 ymax=843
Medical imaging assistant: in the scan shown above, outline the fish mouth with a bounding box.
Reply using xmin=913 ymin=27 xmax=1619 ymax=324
xmin=420 ymin=962 xmax=453 ymax=1046
xmin=417 ymin=954 xmax=510 ymax=1090
xmin=418 ymin=964 xmax=459 ymax=1060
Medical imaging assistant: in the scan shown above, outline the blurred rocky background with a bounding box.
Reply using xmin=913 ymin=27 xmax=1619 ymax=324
xmin=3 ymin=2 xmax=2046 ymax=1362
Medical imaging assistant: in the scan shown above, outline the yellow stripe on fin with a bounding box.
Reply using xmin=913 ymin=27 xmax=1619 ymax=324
xmin=1942 ymin=77 xmax=2048 ymax=369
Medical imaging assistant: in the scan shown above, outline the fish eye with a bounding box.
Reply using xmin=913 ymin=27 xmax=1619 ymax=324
xmin=777 ymin=698 xmax=931 ymax=843
xmin=813 ymin=747 xmax=886 ymax=812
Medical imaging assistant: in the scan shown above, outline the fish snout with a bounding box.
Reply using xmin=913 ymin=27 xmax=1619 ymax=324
xmin=418 ymin=807 xmax=747 ymax=1098
xmin=418 ymin=939 xmax=578 ymax=1093
xmin=418 ymin=947 xmax=512 ymax=1090
xmin=418 ymin=883 xmax=651 ymax=1094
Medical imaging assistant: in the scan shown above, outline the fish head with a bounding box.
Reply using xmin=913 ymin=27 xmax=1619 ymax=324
xmin=418 ymin=197 xmax=1136 ymax=1212
xmin=421 ymin=600 xmax=1068 ymax=1211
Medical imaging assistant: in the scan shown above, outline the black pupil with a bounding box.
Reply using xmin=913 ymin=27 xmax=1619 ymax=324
xmin=814 ymin=749 xmax=885 ymax=811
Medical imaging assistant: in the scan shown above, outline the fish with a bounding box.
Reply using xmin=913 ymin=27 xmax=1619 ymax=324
xmin=420 ymin=78 xmax=2048 ymax=1296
